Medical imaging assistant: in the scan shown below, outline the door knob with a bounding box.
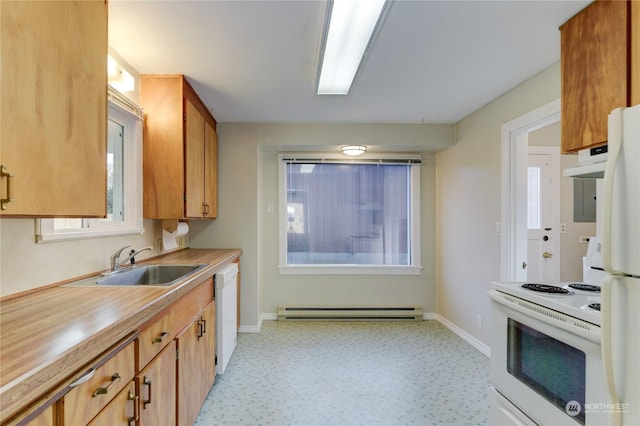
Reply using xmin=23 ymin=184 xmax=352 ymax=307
xmin=542 ymin=252 xmax=553 ymax=259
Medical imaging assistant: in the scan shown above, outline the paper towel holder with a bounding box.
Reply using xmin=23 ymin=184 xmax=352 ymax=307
xmin=162 ymin=219 xmax=189 ymax=233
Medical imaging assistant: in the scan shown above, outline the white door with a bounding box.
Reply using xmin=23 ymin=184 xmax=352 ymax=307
xmin=526 ymin=147 xmax=560 ymax=283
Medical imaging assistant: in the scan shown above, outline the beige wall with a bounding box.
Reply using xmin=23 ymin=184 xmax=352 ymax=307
xmin=0 ymin=219 xmax=162 ymax=296
xmin=188 ymin=123 xmax=455 ymax=329
xmin=436 ymin=62 xmax=563 ymax=347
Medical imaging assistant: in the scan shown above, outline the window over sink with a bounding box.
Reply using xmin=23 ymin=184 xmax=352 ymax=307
xmin=278 ymin=154 xmax=422 ymax=275
xmin=35 ymin=88 xmax=144 ymax=242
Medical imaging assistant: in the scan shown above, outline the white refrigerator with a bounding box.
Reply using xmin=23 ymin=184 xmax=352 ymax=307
xmin=601 ymin=104 xmax=640 ymax=426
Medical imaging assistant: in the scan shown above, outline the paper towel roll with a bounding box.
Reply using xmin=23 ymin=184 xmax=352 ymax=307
xmin=162 ymin=221 xmax=189 ymax=250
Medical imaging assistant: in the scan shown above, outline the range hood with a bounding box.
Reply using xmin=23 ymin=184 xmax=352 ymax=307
xmin=563 ymin=161 xmax=605 ymax=178
xmin=563 ymin=145 xmax=607 ymax=178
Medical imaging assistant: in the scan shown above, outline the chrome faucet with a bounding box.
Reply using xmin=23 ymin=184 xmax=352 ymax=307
xmin=104 ymin=245 xmax=152 ymax=275
xmin=120 ymin=246 xmax=153 ymax=267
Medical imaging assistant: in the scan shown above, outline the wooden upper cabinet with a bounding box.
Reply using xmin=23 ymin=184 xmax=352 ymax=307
xmin=0 ymin=0 xmax=107 ymax=217
xmin=141 ymin=75 xmax=218 ymax=220
xmin=560 ymin=0 xmax=630 ymax=153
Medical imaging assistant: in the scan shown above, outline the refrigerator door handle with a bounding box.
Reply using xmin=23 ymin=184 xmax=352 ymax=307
xmin=602 ymin=108 xmax=624 ymax=274
xmin=601 ymin=274 xmax=623 ymax=426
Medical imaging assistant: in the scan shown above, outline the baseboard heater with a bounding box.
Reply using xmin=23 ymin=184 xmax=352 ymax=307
xmin=277 ymin=306 xmax=423 ymax=321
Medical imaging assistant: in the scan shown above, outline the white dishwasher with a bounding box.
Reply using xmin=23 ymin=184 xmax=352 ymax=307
xmin=215 ymin=262 xmax=238 ymax=375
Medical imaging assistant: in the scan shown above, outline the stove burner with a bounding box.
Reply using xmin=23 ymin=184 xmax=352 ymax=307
xmin=568 ymin=283 xmax=601 ymax=292
xmin=588 ymin=303 xmax=601 ymax=311
xmin=521 ymin=283 xmax=572 ymax=294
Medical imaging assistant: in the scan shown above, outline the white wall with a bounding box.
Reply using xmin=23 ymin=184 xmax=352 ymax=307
xmin=188 ymin=123 xmax=455 ymax=329
xmin=436 ymin=62 xmax=563 ymax=347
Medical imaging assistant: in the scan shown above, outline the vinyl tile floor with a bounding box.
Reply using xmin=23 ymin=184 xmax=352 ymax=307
xmin=195 ymin=320 xmax=490 ymax=426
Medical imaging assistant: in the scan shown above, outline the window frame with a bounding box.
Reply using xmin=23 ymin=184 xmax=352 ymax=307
xmin=278 ymin=153 xmax=422 ymax=275
xmin=35 ymin=88 xmax=144 ymax=242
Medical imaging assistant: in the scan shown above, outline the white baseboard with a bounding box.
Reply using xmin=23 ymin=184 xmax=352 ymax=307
xmin=256 ymin=311 xmax=491 ymax=358
xmin=427 ymin=313 xmax=491 ymax=358
xmin=238 ymin=315 xmax=265 ymax=333
xmin=262 ymin=313 xmax=277 ymax=321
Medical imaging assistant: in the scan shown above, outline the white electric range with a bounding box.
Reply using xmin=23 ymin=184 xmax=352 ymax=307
xmin=489 ymin=281 xmax=608 ymax=426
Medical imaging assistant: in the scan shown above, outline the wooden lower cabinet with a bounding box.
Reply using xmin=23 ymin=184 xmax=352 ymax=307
xmin=137 ymin=340 xmax=176 ymax=426
xmin=176 ymin=301 xmax=216 ymax=426
xmin=5 ymin=276 xmax=223 ymax=426
xmin=86 ymin=382 xmax=137 ymax=426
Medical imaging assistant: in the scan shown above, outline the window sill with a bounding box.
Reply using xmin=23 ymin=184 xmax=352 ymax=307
xmin=35 ymin=227 xmax=144 ymax=243
xmin=278 ymin=265 xmax=422 ymax=275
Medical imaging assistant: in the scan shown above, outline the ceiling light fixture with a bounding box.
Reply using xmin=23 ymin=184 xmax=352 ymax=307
xmin=316 ymin=0 xmax=389 ymax=95
xmin=341 ymin=145 xmax=367 ymax=156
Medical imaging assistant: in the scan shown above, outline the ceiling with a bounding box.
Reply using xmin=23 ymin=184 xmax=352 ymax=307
xmin=108 ymin=0 xmax=589 ymax=124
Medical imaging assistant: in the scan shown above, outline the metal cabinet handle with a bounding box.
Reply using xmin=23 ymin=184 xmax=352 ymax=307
xmin=143 ymin=376 xmax=152 ymax=409
xmin=69 ymin=368 xmax=96 ymax=388
xmin=127 ymin=390 xmax=139 ymax=426
xmin=197 ymin=319 xmax=204 ymax=340
xmin=152 ymin=332 xmax=169 ymax=344
xmin=201 ymin=318 xmax=207 ymax=334
xmin=92 ymin=373 xmax=121 ymax=397
xmin=1 ymin=165 xmax=14 ymax=210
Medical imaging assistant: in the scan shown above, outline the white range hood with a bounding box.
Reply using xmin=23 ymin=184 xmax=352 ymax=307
xmin=563 ymin=145 xmax=607 ymax=178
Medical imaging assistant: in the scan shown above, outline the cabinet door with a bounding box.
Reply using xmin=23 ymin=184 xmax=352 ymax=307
xmin=0 ymin=0 xmax=107 ymax=216
xmin=140 ymin=75 xmax=185 ymax=219
xmin=561 ymin=0 xmax=629 ymax=153
xmin=204 ymin=121 xmax=218 ymax=219
xmin=176 ymin=301 xmax=216 ymax=426
xmin=86 ymin=382 xmax=137 ymax=426
xmin=185 ymin=98 xmax=206 ymax=218
xmin=137 ymin=340 xmax=176 ymax=426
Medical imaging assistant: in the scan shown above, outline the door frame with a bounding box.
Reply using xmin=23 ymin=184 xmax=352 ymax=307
xmin=500 ymin=98 xmax=560 ymax=281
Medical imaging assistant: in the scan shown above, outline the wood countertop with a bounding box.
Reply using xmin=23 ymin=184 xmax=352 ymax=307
xmin=0 ymin=248 xmax=241 ymax=423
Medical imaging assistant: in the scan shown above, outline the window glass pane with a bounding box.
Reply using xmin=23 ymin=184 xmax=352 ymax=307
xmin=107 ymin=118 xmax=124 ymax=222
xmin=285 ymin=162 xmax=411 ymax=266
xmin=527 ymin=166 xmax=541 ymax=229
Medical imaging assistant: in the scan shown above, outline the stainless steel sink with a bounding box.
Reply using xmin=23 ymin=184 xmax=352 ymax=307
xmin=65 ymin=264 xmax=207 ymax=287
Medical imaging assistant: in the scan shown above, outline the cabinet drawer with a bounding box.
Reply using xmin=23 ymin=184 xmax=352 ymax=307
xmin=87 ymin=381 xmax=137 ymax=426
xmin=62 ymin=342 xmax=135 ymax=425
xmin=171 ymin=277 xmax=213 ymax=336
xmin=138 ymin=310 xmax=175 ymax=369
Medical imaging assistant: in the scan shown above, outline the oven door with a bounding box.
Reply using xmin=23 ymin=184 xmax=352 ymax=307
xmin=489 ymin=290 xmax=609 ymax=426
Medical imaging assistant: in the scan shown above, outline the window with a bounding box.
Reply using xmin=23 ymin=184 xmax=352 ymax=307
xmin=279 ymin=154 xmax=421 ymax=275
xmin=36 ymin=88 xmax=144 ymax=242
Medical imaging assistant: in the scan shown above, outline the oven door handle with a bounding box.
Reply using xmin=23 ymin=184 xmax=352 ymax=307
xmin=488 ymin=290 xmax=601 ymax=343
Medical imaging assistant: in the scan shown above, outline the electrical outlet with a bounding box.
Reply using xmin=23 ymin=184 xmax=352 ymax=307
xmin=560 ymin=223 xmax=567 ymax=233
xmin=476 ymin=315 xmax=482 ymax=328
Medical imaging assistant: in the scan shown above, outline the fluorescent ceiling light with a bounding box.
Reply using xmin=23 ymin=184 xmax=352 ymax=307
xmin=341 ymin=145 xmax=367 ymax=156
xmin=316 ymin=0 xmax=387 ymax=95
